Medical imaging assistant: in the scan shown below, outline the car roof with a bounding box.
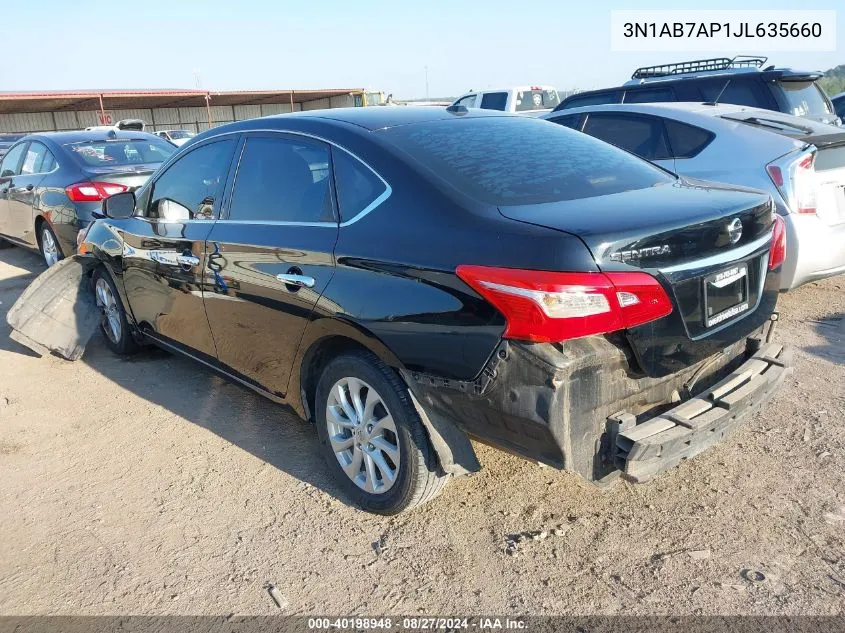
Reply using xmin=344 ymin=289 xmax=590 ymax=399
xmin=21 ymin=129 xmax=162 ymax=144
xmin=233 ymin=106 xmax=517 ymax=132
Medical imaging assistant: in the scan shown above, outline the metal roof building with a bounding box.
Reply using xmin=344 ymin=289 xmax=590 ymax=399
xmin=0 ymin=88 xmax=381 ymax=134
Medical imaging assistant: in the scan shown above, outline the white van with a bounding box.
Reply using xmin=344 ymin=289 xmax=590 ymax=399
xmin=450 ymin=86 xmax=560 ymax=114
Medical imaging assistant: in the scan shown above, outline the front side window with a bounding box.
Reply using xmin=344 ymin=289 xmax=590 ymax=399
xmin=67 ymin=138 xmax=176 ymax=167
xmin=453 ymin=95 xmax=477 ymax=108
xmin=560 ymin=91 xmax=621 ymax=109
xmin=548 ymin=114 xmax=582 ymax=130
xmin=332 ymin=148 xmax=387 ymax=222
xmin=380 ymin=117 xmax=673 ymax=206
xmin=148 ymin=139 xmax=236 ymax=220
xmin=228 ymin=136 xmax=333 ymax=223
xmin=479 ymin=92 xmax=508 ymax=111
xmin=0 ymin=142 xmax=27 ymax=177
xmin=582 ymin=114 xmax=672 ymax=161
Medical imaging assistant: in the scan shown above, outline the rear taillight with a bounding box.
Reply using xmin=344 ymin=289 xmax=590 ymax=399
xmin=65 ymin=181 xmax=129 ymax=202
xmin=456 ymin=266 xmax=673 ymax=344
xmin=768 ymin=215 xmax=787 ymax=270
xmin=766 ymin=150 xmax=817 ymax=215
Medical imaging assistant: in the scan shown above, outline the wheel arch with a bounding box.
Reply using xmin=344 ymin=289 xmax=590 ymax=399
xmin=291 ymin=317 xmax=480 ymax=477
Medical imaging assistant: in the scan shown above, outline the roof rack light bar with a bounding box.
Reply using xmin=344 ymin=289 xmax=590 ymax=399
xmin=631 ymin=56 xmax=768 ymax=80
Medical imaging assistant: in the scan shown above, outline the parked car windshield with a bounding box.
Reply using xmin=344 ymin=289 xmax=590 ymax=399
xmin=168 ymin=131 xmax=194 ymax=140
xmin=778 ymin=81 xmax=833 ymax=117
xmin=380 ymin=116 xmax=674 ymax=205
xmin=515 ymin=89 xmax=561 ymax=112
xmin=66 ymin=138 xmax=176 ymax=167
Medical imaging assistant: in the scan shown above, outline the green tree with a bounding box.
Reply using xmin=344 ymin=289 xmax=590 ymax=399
xmin=819 ymin=64 xmax=845 ymax=96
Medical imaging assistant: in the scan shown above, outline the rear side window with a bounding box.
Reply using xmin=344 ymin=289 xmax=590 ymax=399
xmin=479 ymin=92 xmax=508 ymax=111
xmin=700 ymin=80 xmax=765 ymax=108
xmin=777 ymin=81 xmax=832 ymax=116
xmin=560 ymin=91 xmax=621 ymax=109
xmin=229 ymin=136 xmax=334 ymax=224
xmin=582 ymin=114 xmax=672 ymax=161
xmin=623 ymin=87 xmax=676 ymax=104
xmin=380 ymin=117 xmax=673 ymax=206
xmin=148 ymin=139 xmax=235 ymax=220
xmin=0 ymin=142 xmax=27 ymax=176
xmin=664 ymin=119 xmax=714 ymax=158
xmin=21 ymin=142 xmax=52 ymax=175
xmin=67 ymin=138 xmax=175 ymax=167
xmin=332 ymin=148 xmax=387 ymax=222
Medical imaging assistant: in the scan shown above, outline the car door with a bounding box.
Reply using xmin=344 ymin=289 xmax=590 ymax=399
xmin=581 ymin=112 xmax=676 ymax=171
xmin=119 ymin=136 xmax=238 ymax=358
xmin=8 ymin=141 xmax=54 ymax=246
xmin=202 ymin=132 xmax=338 ymax=397
xmin=0 ymin=141 xmax=29 ymax=239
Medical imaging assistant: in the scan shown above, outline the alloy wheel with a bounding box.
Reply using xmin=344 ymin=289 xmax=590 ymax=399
xmin=326 ymin=377 xmax=401 ymax=494
xmin=94 ymin=277 xmax=122 ymax=344
xmin=40 ymin=227 xmax=59 ymax=267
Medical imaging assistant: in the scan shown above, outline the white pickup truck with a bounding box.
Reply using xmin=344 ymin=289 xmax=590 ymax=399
xmin=450 ymin=86 xmax=560 ymax=115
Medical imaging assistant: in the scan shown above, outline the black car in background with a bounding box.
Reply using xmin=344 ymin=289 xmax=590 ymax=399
xmin=71 ymin=107 xmax=790 ymax=514
xmin=0 ymin=130 xmax=175 ymax=266
xmin=556 ymin=56 xmax=840 ymax=126
xmin=0 ymin=133 xmax=25 ymax=159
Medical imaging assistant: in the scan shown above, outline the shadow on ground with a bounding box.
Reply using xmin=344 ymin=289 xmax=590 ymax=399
xmin=0 ymin=247 xmax=347 ymax=505
xmin=807 ymin=312 xmax=845 ymax=366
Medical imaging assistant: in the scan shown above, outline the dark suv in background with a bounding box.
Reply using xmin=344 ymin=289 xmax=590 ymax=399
xmin=555 ymin=56 xmax=840 ymax=126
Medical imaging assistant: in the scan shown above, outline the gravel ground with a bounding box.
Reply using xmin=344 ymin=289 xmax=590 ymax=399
xmin=0 ymin=246 xmax=843 ymax=616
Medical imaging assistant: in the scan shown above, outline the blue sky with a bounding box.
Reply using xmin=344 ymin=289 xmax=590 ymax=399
xmin=3 ymin=0 xmax=842 ymax=97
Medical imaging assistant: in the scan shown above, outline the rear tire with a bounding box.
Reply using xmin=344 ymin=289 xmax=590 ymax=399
xmin=38 ymin=223 xmax=63 ymax=267
xmin=92 ymin=268 xmax=139 ymax=355
xmin=315 ymin=350 xmax=448 ymax=514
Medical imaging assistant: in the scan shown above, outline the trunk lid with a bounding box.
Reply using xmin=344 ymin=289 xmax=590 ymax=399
xmin=86 ymin=164 xmax=158 ymax=190
xmin=499 ymin=179 xmax=778 ymax=376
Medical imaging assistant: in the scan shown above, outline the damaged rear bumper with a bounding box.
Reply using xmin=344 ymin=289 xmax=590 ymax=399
xmin=611 ymin=342 xmax=792 ymax=483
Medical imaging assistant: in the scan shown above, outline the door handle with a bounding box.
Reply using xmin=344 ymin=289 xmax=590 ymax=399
xmin=276 ymin=273 xmax=315 ymax=288
xmin=176 ymin=254 xmax=200 ymax=267
xmin=11 ymin=185 xmax=33 ymax=193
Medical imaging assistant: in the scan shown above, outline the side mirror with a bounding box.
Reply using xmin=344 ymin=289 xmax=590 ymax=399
xmin=102 ymin=191 xmax=136 ymax=219
xmin=158 ymin=198 xmax=191 ymax=222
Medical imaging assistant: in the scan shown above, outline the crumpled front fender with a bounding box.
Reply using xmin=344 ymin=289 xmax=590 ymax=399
xmin=6 ymin=255 xmax=100 ymax=361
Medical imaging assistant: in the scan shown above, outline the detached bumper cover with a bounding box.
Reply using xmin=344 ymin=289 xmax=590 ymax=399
xmin=615 ymin=342 xmax=792 ymax=483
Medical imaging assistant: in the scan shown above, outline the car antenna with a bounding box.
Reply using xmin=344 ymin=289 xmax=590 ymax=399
xmin=704 ymin=79 xmax=731 ymax=106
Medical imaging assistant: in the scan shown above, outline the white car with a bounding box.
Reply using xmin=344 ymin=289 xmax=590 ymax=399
xmin=155 ymin=130 xmax=196 ymax=146
xmin=450 ymin=86 xmax=560 ymax=115
xmin=545 ymin=102 xmax=845 ymax=290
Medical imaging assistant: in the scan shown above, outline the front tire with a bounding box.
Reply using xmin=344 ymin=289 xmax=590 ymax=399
xmin=315 ymin=351 xmax=448 ymax=514
xmin=93 ymin=268 xmax=139 ymax=355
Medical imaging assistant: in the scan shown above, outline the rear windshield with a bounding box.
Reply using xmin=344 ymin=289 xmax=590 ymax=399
xmin=380 ymin=116 xmax=674 ymax=205
xmin=66 ymin=138 xmax=175 ymax=167
xmin=778 ymin=81 xmax=832 ymax=117
xmin=514 ymin=89 xmax=560 ymax=112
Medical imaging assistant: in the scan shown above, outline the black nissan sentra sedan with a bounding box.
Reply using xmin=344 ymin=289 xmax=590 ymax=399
xmin=0 ymin=130 xmax=175 ymax=266
xmin=25 ymin=107 xmax=789 ymax=514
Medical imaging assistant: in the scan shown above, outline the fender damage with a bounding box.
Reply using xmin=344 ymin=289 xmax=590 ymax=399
xmin=6 ymin=256 xmax=100 ymax=360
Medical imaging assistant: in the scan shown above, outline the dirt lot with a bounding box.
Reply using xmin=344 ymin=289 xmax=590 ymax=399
xmin=0 ymin=246 xmax=843 ymax=616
